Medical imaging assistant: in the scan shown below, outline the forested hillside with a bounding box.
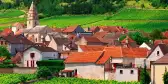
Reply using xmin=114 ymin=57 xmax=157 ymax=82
xmin=0 ymin=0 xmax=125 ymax=16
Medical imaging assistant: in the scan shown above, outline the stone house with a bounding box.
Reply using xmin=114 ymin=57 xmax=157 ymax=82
xmin=22 ymin=46 xmax=58 ymax=67
xmin=0 ymin=35 xmax=33 ymax=56
xmin=146 ymin=44 xmax=168 ymax=69
xmin=151 ymin=54 xmax=168 ymax=84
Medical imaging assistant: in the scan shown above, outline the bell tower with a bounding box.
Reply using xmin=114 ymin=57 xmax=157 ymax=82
xmin=27 ymin=1 xmax=39 ymax=29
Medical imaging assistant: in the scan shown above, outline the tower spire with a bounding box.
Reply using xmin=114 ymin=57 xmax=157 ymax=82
xmin=27 ymin=1 xmax=39 ymax=29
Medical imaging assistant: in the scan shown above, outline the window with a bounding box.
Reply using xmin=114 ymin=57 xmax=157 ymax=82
xmin=130 ymin=70 xmax=134 ymax=74
xmin=30 ymin=53 xmax=35 ymax=59
xmin=157 ymin=51 xmax=160 ymax=56
xmin=35 ymin=38 xmax=37 ymax=42
xmin=120 ymin=70 xmax=123 ymax=74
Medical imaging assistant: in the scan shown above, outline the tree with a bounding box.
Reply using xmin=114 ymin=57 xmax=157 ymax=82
xmin=0 ymin=46 xmax=11 ymax=59
xmin=163 ymin=67 xmax=168 ymax=84
xmin=150 ymin=29 xmax=164 ymax=40
xmin=140 ymin=60 xmax=151 ymax=84
xmin=36 ymin=66 xmax=52 ymax=79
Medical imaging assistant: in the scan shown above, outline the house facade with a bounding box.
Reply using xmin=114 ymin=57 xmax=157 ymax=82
xmin=23 ymin=46 xmax=58 ymax=67
xmin=146 ymin=44 xmax=168 ymax=68
xmin=151 ymin=54 xmax=168 ymax=84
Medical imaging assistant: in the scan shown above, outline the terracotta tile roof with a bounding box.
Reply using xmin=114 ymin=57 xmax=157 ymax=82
xmin=52 ymin=28 xmax=63 ymax=32
xmin=79 ymin=45 xmax=105 ymax=52
xmin=1 ymin=28 xmax=13 ymax=36
xmin=90 ymin=26 xmax=100 ymax=32
xmin=121 ymin=36 xmax=135 ymax=43
xmin=15 ymin=29 xmax=23 ymax=35
xmin=99 ymin=26 xmax=125 ymax=32
xmin=154 ymin=53 xmax=168 ymax=64
xmin=83 ymin=36 xmax=102 ymax=43
xmin=93 ymin=31 xmax=108 ymax=38
xmin=154 ymin=39 xmax=168 ymax=46
xmin=63 ymin=25 xmax=79 ymax=33
xmin=64 ymin=51 xmax=103 ymax=64
xmin=97 ymin=46 xmax=148 ymax=64
xmin=162 ymin=31 xmax=168 ymax=38
xmin=53 ymin=38 xmax=69 ymax=45
xmin=0 ymin=57 xmax=6 ymax=62
xmin=11 ymin=52 xmax=23 ymax=63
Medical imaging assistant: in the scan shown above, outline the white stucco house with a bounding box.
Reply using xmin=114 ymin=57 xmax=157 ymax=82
xmin=146 ymin=44 xmax=168 ymax=69
xmin=23 ymin=46 xmax=59 ymax=67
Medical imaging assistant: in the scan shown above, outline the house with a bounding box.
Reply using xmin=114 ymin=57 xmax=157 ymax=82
xmin=93 ymin=31 xmax=108 ymax=38
xmin=154 ymin=39 xmax=168 ymax=46
xmin=0 ymin=28 xmax=14 ymax=36
xmin=89 ymin=26 xmax=101 ymax=33
xmin=64 ymin=51 xmax=108 ymax=79
xmin=48 ymin=37 xmax=69 ymax=52
xmin=64 ymin=46 xmax=148 ymax=80
xmin=75 ymin=36 xmax=106 ymax=46
xmin=139 ymin=42 xmax=154 ymax=50
xmin=23 ymin=46 xmax=59 ymax=67
xmin=45 ymin=32 xmax=66 ymax=42
xmin=63 ymin=25 xmax=85 ymax=35
xmin=78 ymin=45 xmax=105 ymax=52
xmin=115 ymin=68 xmax=139 ymax=82
xmin=0 ymin=35 xmax=33 ymax=56
xmin=146 ymin=44 xmax=168 ymax=69
xmin=12 ymin=22 xmax=25 ymax=35
xmin=120 ymin=36 xmax=138 ymax=48
xmin=151 ymin=54 xmax=168 ymax=84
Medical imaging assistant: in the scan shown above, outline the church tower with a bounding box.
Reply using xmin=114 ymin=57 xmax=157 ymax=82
xmin=27 ymin=1 xmax=39 ymax=29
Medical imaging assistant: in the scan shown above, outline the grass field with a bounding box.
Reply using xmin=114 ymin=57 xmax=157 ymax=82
xmin=33 ymin=77 xmax=140 ymax=84
xmin=40 ymin=15 xmax=106 ymax=28
xmin=1 ymin=8 xmax=168 ymax=32
xmin=0 ymin=9 xmax=25 ymax=30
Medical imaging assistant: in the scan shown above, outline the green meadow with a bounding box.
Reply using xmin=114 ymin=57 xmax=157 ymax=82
xmin=1 ymin=8 xmax=168 ymax=32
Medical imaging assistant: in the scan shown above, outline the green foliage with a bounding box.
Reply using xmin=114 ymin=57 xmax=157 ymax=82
xmin=19 ymin=75 xmax=27 ymax=83
xmin=34 ymin=77 xmax=140 ymax=84
xmin=36 ymin=66 xmax=52 ymax=79
xmin=119 ymin=35 xmax=126 ymax=41
xmin=150 ymin=29 xmax=164 ymax=40
xmin=36 ymin=60 xmax=65 ymax=73
xmin=163 ymin=71 xmax=168 ymax=84
xmin=140 ymin=64 xmax=151 ymax=84
xmin=0 ymin=74 xmax=35 ymax=84
xmin=129 ymin=32 xmax=150 ymax=45
xmin=0 ymin=46 xmax=11 ymax=59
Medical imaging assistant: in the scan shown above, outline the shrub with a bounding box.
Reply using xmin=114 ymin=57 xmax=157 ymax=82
xmin=140 ymin=68 xmax=151 ymax=84
xmin=36 ymin=60 xmax=65 ymax=73
xmin=36 ymin=66 xmax=52 ymax=79
xmin=163 ymin=71 xmax=168 ymax=84
xmin=19 ymin=75 xmax=27 ymax=83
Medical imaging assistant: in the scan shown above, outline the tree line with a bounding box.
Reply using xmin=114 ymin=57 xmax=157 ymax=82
xmin=0 ymin=0 xmax=125 ymax=16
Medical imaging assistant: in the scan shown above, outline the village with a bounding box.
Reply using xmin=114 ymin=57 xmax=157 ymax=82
xmin=0 ymin=1 xmax=168 ymax=84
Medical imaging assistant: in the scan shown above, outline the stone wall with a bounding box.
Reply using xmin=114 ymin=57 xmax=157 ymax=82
xmin=0 ymin=67 xmax=37 ymax=74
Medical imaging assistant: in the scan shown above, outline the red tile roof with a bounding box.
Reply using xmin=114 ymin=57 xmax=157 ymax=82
xmin=162 ymin=31 xmax=168 ymax=38
xmin=83 ymin=36 xmax=102 ymax=43
xmin=11 ymin=52 xmax=23 ymax=63
xmin=15 ymin=29 xmax=23 ymax=35
xmin=99 ymin=26 xmax=127 ymax=33
xmin=64 ymin=51 xmax=103 ymax=64
xmin=0 ymin=57 xmax=6 ymax=62
xmin=1 ymin=28 xmax=13 ymax=36
xmin=12 ymin=22 xmax=25 ymax=28
xmin=79 ymin=45 xmax=105 ymax=52
xmin=65 ymin=46 xmax=148 ymax=64
xmin=90 ymin=26 xmax=100 ymax=32
xmin=93 ymin=31 xmax=108 ymax=38
xmin=63 ymin=25 xmax=79 ymax=33
xmin=154 ymin=39 xmax=168 ymax=46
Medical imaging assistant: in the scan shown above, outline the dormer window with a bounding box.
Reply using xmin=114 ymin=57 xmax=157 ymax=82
xmin=157 ymin=51 xmax=159 ymax=56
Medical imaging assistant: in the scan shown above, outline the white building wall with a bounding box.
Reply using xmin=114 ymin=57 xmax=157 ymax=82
xmin=23 ymin=48 xmax=42 ymax=67
xmin=78 ymin=46 xmax=83 ymax=52
xmin=62 ymin=45 xmax=70 ymax=51
xmin=135 ymin=58 xmax=146 ymax=68
xmin=146 ymin=46 xmax=164 ymax=68
xmin=41 ymin=52 xmax=59 ymax=60
xmin=139 ymin=43 xmax=151 ymax=50
xmin=112 ymin=58 xmax=123 ymax=63
xmin=115 ymin=68 xmax=138 ymax=82
xmin=48 ymin=38 xmax=58 ymax=50
xmin=65 ymin=63 xmax=104 ymax=79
